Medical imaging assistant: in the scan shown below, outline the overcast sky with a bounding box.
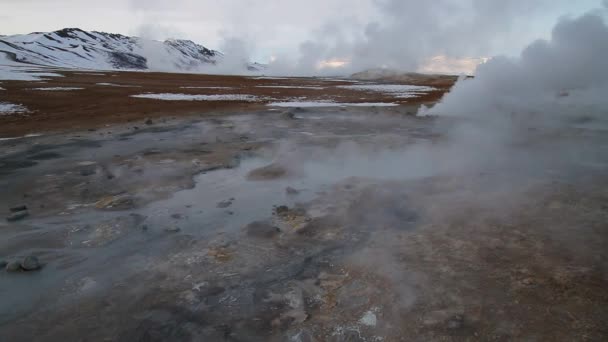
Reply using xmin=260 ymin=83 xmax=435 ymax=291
xmin=0 ymin=0 xmax=604 ymax=73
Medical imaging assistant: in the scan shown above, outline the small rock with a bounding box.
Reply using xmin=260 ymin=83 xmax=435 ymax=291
xmin=9 ymin=205 xmax=27 ymax=212
xmin=21 ymin=256 xmax=41 ymax=271
xmin=283 ymin=111 xmax=296 ymax=119
xmin=141 ymin=225 xmax=149 ymax=231
xmin=145 ymin=118 xmax=154 ymax=125
xmin=446 ymin=314 xmax=465 ymax=330
xmin=285 ymin=186 xmax=299 ymax=195
xmin=0 ymin=260 xmax=7 ymax=268
xmin=171 ymin=213 xmax=183 ymax=219
xmin=165 ymin=227 xmax=181 ymax=233
xmin=6 ymin=210 xmax=29 ymax=222
xmin=6 ymin=261 xmax=21 ymax=272
xmin=275 ymin=205 xmax=289 ymax=216
xmin=217 ymin=200 xmax=233 ymax=208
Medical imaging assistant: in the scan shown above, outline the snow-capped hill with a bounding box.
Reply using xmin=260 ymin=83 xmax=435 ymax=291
xmin=165 ymin=39 xmax=218 ymax=60
xmin=0 ymin=28 xmax=221 ymax=71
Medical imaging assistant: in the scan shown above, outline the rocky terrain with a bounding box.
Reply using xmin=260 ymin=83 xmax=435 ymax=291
xmin=0 ymin=67 xmax=606 ymax=341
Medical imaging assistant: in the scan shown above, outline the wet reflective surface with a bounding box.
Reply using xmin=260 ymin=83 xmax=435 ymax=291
xmin=1 ymin=107 xmax=608 ymax=341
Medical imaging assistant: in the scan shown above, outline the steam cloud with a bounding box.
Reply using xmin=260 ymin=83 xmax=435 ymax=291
xmin=270 ymin=0 xmax=545 ymax=75
xmin=126 ymin=0 xmax=600 ymax=76
xmin=421 ymin=12 xmax=608 ymax=124
xmin=265 ymin=0 xmax=599 ymax=75
xmin=409 ymin=11 xmax=608 ymax=188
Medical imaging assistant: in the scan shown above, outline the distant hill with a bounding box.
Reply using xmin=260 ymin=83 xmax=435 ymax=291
xmin=0 ymin=28 xmax=263 ymax=72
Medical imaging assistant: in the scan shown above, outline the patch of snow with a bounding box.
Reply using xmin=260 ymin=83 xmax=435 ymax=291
xmin=319 ymin=78 xmax=360 ymax=83
xmin=359 ymin=310 xmax=377 ymax=327
xmin=0 ymin=133 xmax=43 ymax=141
xmin=268 ymin=101 xmax=399 ymax=108
xmin=30 ymin=87 xmax=84 ymax=91
xmin=0 ymin=67 xmax=64 ymax=81
xmin=0 ymin=102 xmax=29 ymax=115
xmin=0 ymin=87 xmax=4 ymax=90
xmin=393 ymin=94 xmax=419 ymax=99
xmin=256 ymin=85 xmax=325 ymax=90
xmin=338 ymin=84 xmax=436 ymax=98
xmin=179 ymin=86 xmax=235 ymax=89
xmin=75 ymin=73 xmax=107 ymax=76
xmin=295 ymin=115 xmax=324 ymax=120
xmin=251 ymin=76 xmax=290 ymax=80
xmin=1 ymin=52 xmax=65 ymax=81
xmin=131 ymin=93 xmax=263 ymax=102
xmin=29 ymin=72 xmax=64 ymax=78
xmin=96 ymin=83 xmax=141 ymax=88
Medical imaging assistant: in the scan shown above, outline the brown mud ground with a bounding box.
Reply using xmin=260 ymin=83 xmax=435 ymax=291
xmin=0 ymin=70 xmax=454 ymax=137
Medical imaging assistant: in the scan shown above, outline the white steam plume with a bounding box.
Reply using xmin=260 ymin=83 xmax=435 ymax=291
xmin=420 ymin=12 xmax=608 ymax=125
xmin=267 ymin=0 xmax=592 ymax=76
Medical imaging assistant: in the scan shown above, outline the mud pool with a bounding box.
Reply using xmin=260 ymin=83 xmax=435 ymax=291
xmin=1 ymin=107 xmax=607 ymax=341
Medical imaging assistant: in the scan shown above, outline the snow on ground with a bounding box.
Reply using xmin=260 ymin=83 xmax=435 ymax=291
xmin=337 ymin=84 xmax=436 ymax=98
xmin=96 ymin=83 xmax=141 ymax=88
xmin=30 ymin=87 xmax=84 ymax=91
xmin=131 ymin=93 xmax=263 ymax=102
xmin=318 ymin=78 xmax=360 ymax=83
xmin=1 ymin=53 xmax=64 ymax=81
xmin=251 ymin=76 xmax=290 ymax=80
xmin=75 ymin=73 xmax=107 ymax=76
xmin=0 ymin=133 xmax=42 ymax=141
xmin=179 ymin=86 xmax=235 ymax=89
xmin=0 ymin=68 xmax=64 ymax=81
xmin=267 ymin=101 xmax=399 ymax=107
xmin=0 ymin=102 xmax=29 ymax=115
xmin=255 ymin=85 xmax=325 ymax=90
xmin=0 ymin=87 xmax=5 ymax=90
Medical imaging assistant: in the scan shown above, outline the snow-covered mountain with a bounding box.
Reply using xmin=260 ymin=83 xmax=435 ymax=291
xmin=0 ymin=28 xmax=229 ymax=72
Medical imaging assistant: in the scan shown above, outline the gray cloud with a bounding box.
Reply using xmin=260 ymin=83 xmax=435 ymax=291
xmin=267 ymin=0 xmax=600 ymax=75
xmin=0 ymin=0 xmax=602 ymax=75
